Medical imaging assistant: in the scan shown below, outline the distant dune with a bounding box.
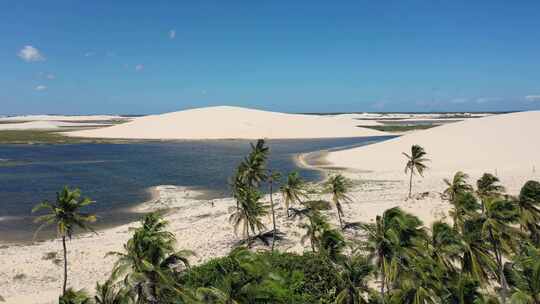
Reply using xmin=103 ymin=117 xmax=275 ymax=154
xmin=326 ymin=111 xmax=540 ymax=174
xmin=66 ymin=106 xmax=387 ymax=139
xmin=0 ymin=115 xmax=127 ymax=122
xmin=0 ymin=121 xmax=109 ymax=130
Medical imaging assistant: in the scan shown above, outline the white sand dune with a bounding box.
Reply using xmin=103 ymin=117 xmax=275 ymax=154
xmin=66 ymin=106 xmax=387 ymax=139
xmin=327 ymin=111 xmax=540 ymax=174
xmin=0 ymin=121 xmax=109 ymax=131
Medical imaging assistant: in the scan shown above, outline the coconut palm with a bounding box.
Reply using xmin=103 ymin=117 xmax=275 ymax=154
xmin=359 ymin=207 xmax=426 ymax=303
xmin=300 ymin=209 xmax=330 ymax=253
xmin=505 ymin=244 xmax=540 ymax=304
xmin=241 ymin=139 xmax=269 ymax=189
xmin=108 ymin=212 xmax=193 ymax=303
xmin=476 ymin=173 xmax=506 ymax=213
xmin=267 ymin=169 xmax=281 ymax=250
xmin=429 ymin=221 xmax=462 ymax=273
xmin=443 ymin=274 xmax=491 ymax=304
xmin=448 ymin=191 xmax=481 ymax=231
xmin=481 ymin=197 xmax=521 ymax=303
xmin=324 ymin=174 xmax=353 ymax=230
xmin=335 ymin=254 xmax=373 ymax=304
xmin=403 ymin=145 xmax=430 ymax=198
xmin=94 ymin=279 xmax=134 ymax=304
xmin=460 ymin=217 xmax=498 ymax=287
xmin=389 ymin=256 xmax=442 ymax=304
xmin=32 ymin=186 xmax=97 ymax=295
xmin=443 ymin=171 xmax=473 ymax=203
xmin=280 ymin=171 xmax=307 ymax=217
xmin=59 ymin=288 xmax=93 ymax=304
xmin=516 ymin=180 xmax=540 ymax=244
xmin=319 ymin=228 xmax=347 ymax=263
xmin=229 ymin=185 xmax=268 ymax=245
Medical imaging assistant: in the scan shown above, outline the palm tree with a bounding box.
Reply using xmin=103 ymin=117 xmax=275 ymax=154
xmin=32 ymin=186 xmax=96 ymax=295
xmin=59 ymin=288 xmax=93 ymax=304
xmin=335 ymin=254 xmax=373 ymax=304
xmin=299 ymin=209 xmax=330 ymax=253
xmin=460 ymin=217 xmax=497 ymax=287
xmin=359 ymin=207 xmax=426 ymax=303
xmin=448 ymin=191 xmax=481 ymax=231
xmin=505 ymin=244 xmax=540 ymax=304
xmin=476 ymin=173 xmax=505 ymax=213
xmin=229 ymin=185 xmax=268 ymax=245
xmin=443 ymin=171 xmax=473 ymax=203
xmin=324 ymin=174 xmax=353 ymax=229
xmin=231 ymin=139 xmax=269 ymax=209
xmin=443 ymin=274 xmax=491 ymax=304
xmin=242 ymin=139 xmax=269 ymax=189
xmin=108 ymin=212 xmax=193 ymax=303
xmin=403 ymin=145 xmax=429 ymax=198
xmin=429 ymin=221 xmax=462 ymax=273
xmin=94 ymin=279 xmax=134 ymax=304
xmin=481 ymin=197 xmax=521 ymax=303
xmin=516 ymin=180 xmax=540 ymax=244
xmin=280 ymin=171 xmax=307 ymax=217
xmin=267 ymin=169 xmax=281 ymax=250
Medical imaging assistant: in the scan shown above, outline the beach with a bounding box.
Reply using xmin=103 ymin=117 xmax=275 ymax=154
xmin=1 ymin=110 xmax=538 ymax=303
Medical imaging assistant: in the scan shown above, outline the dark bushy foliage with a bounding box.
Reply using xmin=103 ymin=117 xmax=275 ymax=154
xmin=179 ymin=250 xmax=341 ymax=303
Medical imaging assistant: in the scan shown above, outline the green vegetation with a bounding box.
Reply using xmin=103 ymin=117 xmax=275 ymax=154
xmin=0 ymin=130 xmax=83 ymax=144
xmin=403 ymin=144 xmax=430 ymax=198
xmin=0 ymin=130 xmax=122 ymax=144
xmin=358 ymin=124 xmax=436 ymax=132
xmin=32 ymin=186 xmax=97 ymax=295
xmin=27 ymin=140 xmax=540 ymax=304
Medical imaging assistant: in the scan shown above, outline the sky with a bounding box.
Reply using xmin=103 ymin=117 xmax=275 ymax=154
xmin=1 ymin=1 xmax=540 ymax=114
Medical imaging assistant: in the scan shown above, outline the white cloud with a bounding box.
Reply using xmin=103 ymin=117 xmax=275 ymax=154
xmin=18 ymin=45 xmax=45 ymax=62
xmin=135 ymin=64 xmax=144 ymax=71
xmin=46 ymin=73 xmax=55 ymax=80
xmin=84 ymin=52 xmax=95 ymax=57
xmin=525 ymin=95 xmax=540 ymax=102
xmin=35 ymin=85 xmax=47 ymax=91
xmin=450 ymin=98 xmax=469 ymax=104
xmin=169 ymin=29 xmax=176 ymax=39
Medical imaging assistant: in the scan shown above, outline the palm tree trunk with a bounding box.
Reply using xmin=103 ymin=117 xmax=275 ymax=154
xmin=270 ymin=181 xmax=277 ymax=251
xmin=489 ymin=228 xmax=508 ymax=303
xmin=309 ymin=217 xmax=316 ymax=252
xmin=380 ymin=271 xmax=385 ymax=304
xmin=337 ymin=209 xmax=344 ymax=230
xmin=408 ymin=170 xmax=413 ymax=198
xmin=62 ymin=235 xmax=68 ymax=295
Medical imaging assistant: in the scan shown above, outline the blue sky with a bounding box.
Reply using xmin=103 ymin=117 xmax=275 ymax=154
xmin=1 ymin=1 xmax=540 ymax=114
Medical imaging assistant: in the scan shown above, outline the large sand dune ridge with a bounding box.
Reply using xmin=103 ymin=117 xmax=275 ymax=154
xmin=327 ymin=111 xmax=540 ymax=174
xmin=66 ymin=106 xmax=386 ymax=139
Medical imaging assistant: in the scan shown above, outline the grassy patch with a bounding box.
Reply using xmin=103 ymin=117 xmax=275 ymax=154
xmin=358 ymin=124 xmax=436 ymax=132
xmin=0 ymin=130 xmax=84 ymax=144
xmin=0 ymin=130 xmax=131 ymax=144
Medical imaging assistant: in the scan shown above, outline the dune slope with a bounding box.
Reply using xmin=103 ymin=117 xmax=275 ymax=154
xmin=327 ymin=111 xmax=540 ymax=174
xmin=66 ymin=106 xmax=386 ymax=139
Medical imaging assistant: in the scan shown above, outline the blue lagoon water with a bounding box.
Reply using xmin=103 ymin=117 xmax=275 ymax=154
xmin=0 ymin=137 xmax=392 ymax=242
